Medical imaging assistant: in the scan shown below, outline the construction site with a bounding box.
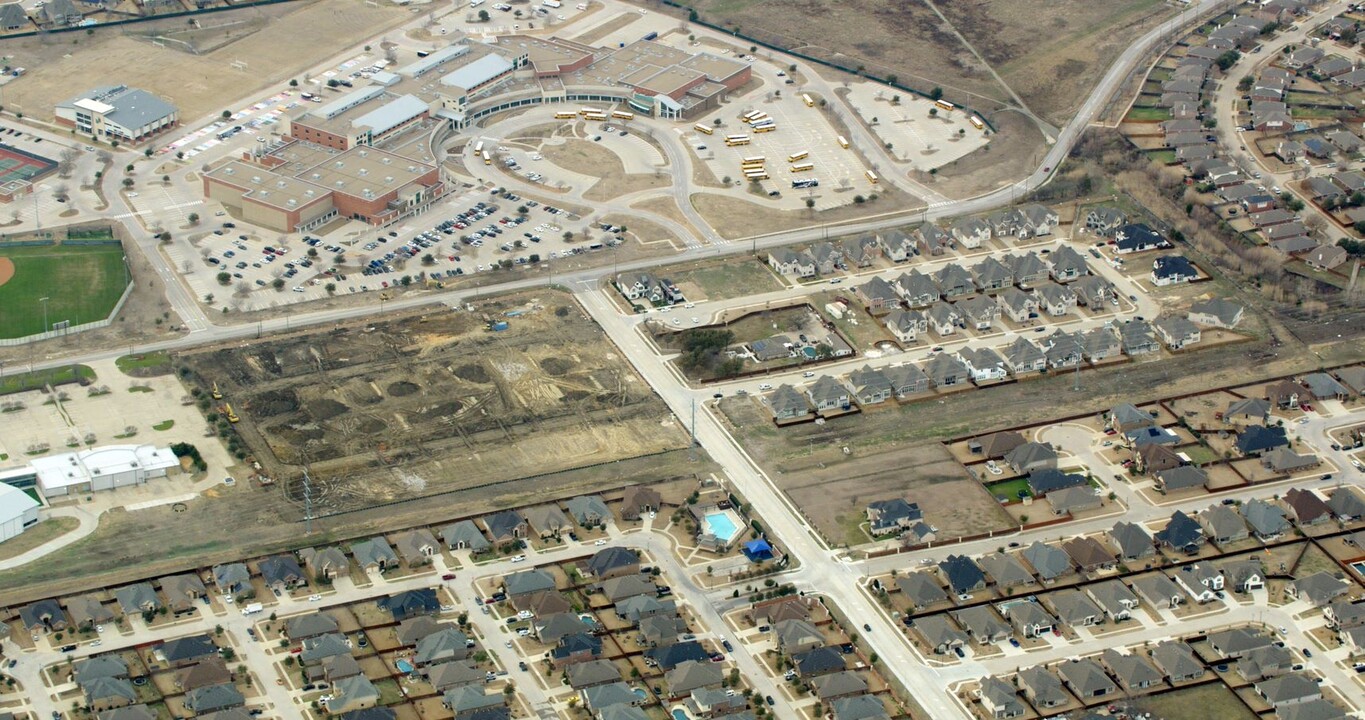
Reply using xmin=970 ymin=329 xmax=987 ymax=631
xmin=178 ymin=292 xmax=688 ymax=518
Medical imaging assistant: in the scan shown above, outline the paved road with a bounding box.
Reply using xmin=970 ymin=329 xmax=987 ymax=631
xmin=1210 ymin=0 xmax=1355 ymax=244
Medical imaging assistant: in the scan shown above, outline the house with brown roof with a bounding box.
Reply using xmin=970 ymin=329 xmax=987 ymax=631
xmin=1285 ymin=488 xmax=1332 ymax=526
xmin=1063 ymin=536 xmax=1117 ymax=573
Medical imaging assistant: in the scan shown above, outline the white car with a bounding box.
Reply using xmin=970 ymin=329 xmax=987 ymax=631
xmin=594 ymin=538 xmax=607 ymax=546
xmin=510 ymin=554 xmax=526 ymax=563
xmin=308 ymin=594 xmax=323 ymax=602
xmin=758 ymin=383 xmax=773 ymax=391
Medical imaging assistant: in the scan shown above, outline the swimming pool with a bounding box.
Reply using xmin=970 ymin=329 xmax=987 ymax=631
xmin=395 ymin=659 xmax=414 ymax=674
xmin=1351 ymin=560 xmax=1365 ymax=576
xmin=705 ymin=511 xmax=743 ymax=544
xmin=801 ymin=346 xmax=817 ymax=359
xmin=633 ymin=688 xmax=647 ymax=700
xmin=671 ymin=708 xmax=691 ymax=720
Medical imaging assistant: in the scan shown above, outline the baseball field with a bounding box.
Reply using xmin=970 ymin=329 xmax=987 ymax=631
xmin=0 ymin=242 xmax=129 ymax=339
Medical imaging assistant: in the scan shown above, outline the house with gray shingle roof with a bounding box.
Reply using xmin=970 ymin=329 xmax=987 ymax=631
xmin=666 ymin=659 xmax=723 ymax=696
xmin=768 ymin=249 xmax=816 ymax=278
xmin=567 ymin=659 xmax=621 ymax=689
xmin=441 ymin=520 xmax=490 ymax=552
xmin=1157 ymin=466 xmax=1205 ymax=493
xmin=301 ymin=546 xmax=349 ymax=581
xmin=1050 ymin=246 xmax=1089 ymax=281
xmin=995 ymin=286 xmax=1037 ymax=323
xmin=1209 ymin=628 xmax=1271 ymax=658
xmin=951 ymin=606 xmax=1010 ymax=645
xmin=978 ymin=552 xmax=1034 ymax=588
xmin=925 ymin=353 xmax=971 ymax=387
xmin=812 ymin=671 xmax=869 ymax=701
xmin=896 ymin=573 xmax=948 ymax=610
xmin=972 ymin=257 xmax=1013 ymax=291
xmin=894 ymin=270 xmax=941 ymax=307
xmin=351 ymin=537 xmax=400 ymax=571
xmin=285 ymin=613 xmax=339 ymax=641
xmin=483 ymin=510 xmax=527 ymax=544
xmin=526 ymin=504 xmax=569 ymax=538
xmin=1200 ymin=505 xmax=1249 ymax=544
xmin=939 ymin=554 xmax=985 ymax=595
xmin=1005 ymin=442 xmax=1057 ymax=474
xmin=1017 ymin=667 xmax=1069 ymax=709
xmin=883 ymin=309 xmax=926 ymax=344
xmin=1058 ymin=658 xmax=1117 ymax=699
xmin=978 ymin=676 xmax=1024 ymax=719
xmin=957 ymin=296 xmax=1000 ymax=330
xmin=1155 ymin=315 xmax=1201 ymax=349
xmin=1108 ymin=521 xmax=1155 ymax=562
xmin=880 ymin=230 xmax=915 ymax=262
xmin=934 ymin=263 xmax=976 ymax=298
xmin=856 ymin=276 xmax=901 ymax=313
xmin=914 ymin=615 xmax=967 ymax=654
xmin=925 ymin=302 xmax=961 ymax=336
xmin=1152 ymin=641 xmax=1205 ymax=683
xmin=415 ymin=627 xmax=470 ymax=667
xmin=395 ymin=529 xmax=440 ymax=566
xmin=567 ymin=495 xmax=611 ymax=527
xmin=1003 ymin=337 xmax=1046 ymax=374
xmin=1242 ymin=498 xmax=1290 ymax=539
xmin=1050 ymin=589 xmax=1103 ymax=627
xmin=831 ymin=694 xmax=889 ymax=720
xmin=1131 ymin=574 xmax=1185 ymax=609
xmin=1005 ymin=252 xmax=1051 ymax=287
xmin=504 ymin=569 xmax=556 ymax=597
xmin=582 ymin=682 xmax=639 ymax=711
xmin=769 ymin=384 xmax=813 ymax=420
xmin=848 ymin=366 xmax=893 ymax=406
xmin=1255 ymin=674 xmax=1322 ymax=707
xmin=1290 ymin=573 xmax=1350 ymax=606
xmin=1022 ymin=541 xmax=1072 ymax=582
xmin=115 ymin=583 xmax=161 ymax=616
xmin=1102 ymin=650 xmax=1162 ymax=691
xmin=1033 ymin=282 xmax=1077 ymax=316
xmin=951 ymin=217 xmax=991 ymax=248
xmin=1086 ymin=579 xmax=1140 ymax=621
xmin=807 ymin=376 xmax=850 ymax=412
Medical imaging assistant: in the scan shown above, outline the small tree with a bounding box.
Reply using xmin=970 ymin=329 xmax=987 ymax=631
xmin=123 ymin=178 xmax=135 ymax=189
xmin=478 ymin=9 xmax=489 ymax=21
xmin=325 ymin=282 xmax=336 ymax=295
xmin=929 ymin=108 xmax=938 ymax=118
xmin=289 ymin=79 xmax=299 ymax=87
xmin=187 ymin=212 xmax=200 ymax=226
xmin=929 ymin=86 xmax=943 ymax=101
xmin=221 ymin=110 xmax=231 ymax=120
xmin=272 ymin=278 xmax=285 ymax=290
xmin=143 ymin=148 xmax=153 ymax=158
xmin=217 ymin=272 xmax=232 ymax=285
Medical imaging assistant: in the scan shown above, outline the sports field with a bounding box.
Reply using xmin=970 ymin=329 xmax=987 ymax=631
xmin=0 ymin=243 xmax=129 ymax=339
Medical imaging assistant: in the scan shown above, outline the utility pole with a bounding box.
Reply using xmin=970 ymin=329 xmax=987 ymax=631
xmin=302 ymin=469 xmax=314 ymax=535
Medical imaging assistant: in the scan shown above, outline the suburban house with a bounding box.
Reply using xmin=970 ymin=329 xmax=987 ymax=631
xmin=1188 ymin=298 xmax=1244 ymax=328
xmin=1152 ymin=255 xmax=1199 ymax=286
xmin=1085 ymin=579 xmax=1141 ymax=621
xmin=1151 ymin=641 xmax=1205 ymax=683
xmin=866 ymin=498 xmax=922 ymax=536
xmin=768 ymin=249 xmax=817 ymax=278
xmin=1085 ymin=206 xmax=1126 ymax=236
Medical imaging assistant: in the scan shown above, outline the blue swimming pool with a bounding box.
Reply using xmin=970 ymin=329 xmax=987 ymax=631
xmin=633 ymin=688 xmax=647 ymax=700
xmin=802 ymin=346 xmax=817 ymax=359
xmin=671 ymin=709 xmax=690 ymax=720
xmin=705 ymin=511 xmax=742 ymax=543
xmin=395 ymin=659 xmax=414 ymax=674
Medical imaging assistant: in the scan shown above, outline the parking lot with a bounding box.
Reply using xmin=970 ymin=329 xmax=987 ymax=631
xmin=178 ymin=184 xmax=613 ymax=310
xmin=843 ymin=83 xmax=990 ymax=170
xmin=693 ymin=93 xmax=874 ymax=211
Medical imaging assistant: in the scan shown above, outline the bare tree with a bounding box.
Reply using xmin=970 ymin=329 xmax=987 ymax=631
xmin=52 ymin=184 xmax=70 ymax=202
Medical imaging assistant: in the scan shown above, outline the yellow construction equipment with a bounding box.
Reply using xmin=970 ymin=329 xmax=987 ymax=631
xmin=210 ymin=382 xmax=222 ymax=400
xmin=223 ymin=403 xmax=240 ymax=423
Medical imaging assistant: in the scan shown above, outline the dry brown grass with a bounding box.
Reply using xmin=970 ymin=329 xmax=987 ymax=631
xmin=540 ymin=139 xmax=671 ymax=202
xmin=6 ymin=0 xmax=411 ymax=122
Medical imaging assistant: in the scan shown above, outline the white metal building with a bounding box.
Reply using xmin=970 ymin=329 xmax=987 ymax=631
xmin=5 ymin=445 xmax=181 ymax=498
xmin=0 ymin=483 xmax=40 ymax=543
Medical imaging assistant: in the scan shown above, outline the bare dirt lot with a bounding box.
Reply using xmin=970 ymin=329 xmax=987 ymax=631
xmin=179 ymin=291 xmax=688 ymax=516
xmin=4 ymin=0 xmax=411 ymax=121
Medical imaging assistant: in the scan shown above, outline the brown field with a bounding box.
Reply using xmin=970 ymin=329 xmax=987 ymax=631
xmin=540 ymin=138 xmax=671 ymax=202
xmin=683 ymin=0 xmax=1173 ymax=125
xmin=3 ymin=0 xmax=412 ymax=122
xmin=717 ymin=395 xmax=1011 ymax=547
xmin=691 ymin=184 xmax=921 ymax=240
xmin=183 ymin=290 xmax=687 ymax=515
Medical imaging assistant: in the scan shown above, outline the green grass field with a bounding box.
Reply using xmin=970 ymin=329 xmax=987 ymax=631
xmin=0 ymin=243 xmax=128 ymax=339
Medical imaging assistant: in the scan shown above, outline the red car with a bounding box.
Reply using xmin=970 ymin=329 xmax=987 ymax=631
xmin=441 ymin=573 xmax=457 ymax=581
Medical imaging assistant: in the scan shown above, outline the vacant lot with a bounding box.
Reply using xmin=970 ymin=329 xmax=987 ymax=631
xmin=683 ymin=0 xmax=1172 ymax=125
xmin=0 ymin=242 xmax=128 ymax=338
xmin=4 ymin=0 xmax=411 ymax=121
xmin=718 ymin=395 xmax=1011 ymax=547
xmin=179 ymin=291 xmax=688 ymax=517
xmin=1132 ymin=683 xmax=1257 ymax=720
xmin=663 ymin=258 xmax=787 ymax=302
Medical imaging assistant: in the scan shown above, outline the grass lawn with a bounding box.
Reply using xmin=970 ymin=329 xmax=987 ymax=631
xmin=1181 ymin=444 xmax=1220 ymax=466
xmin=1290 ymin=107 xmax=1346 ymax=119
xmin=1125 ymin=106 xmax=1171 ymax=121
xmin=152 ymin=420 xmax=175 ymax=431
xmin=1147 ymin=149 xmax=1178 ymax=165
xmin=115 ymin=352 xmax=171 ymax=375
xmin=0 ymin=243 xmax=128 ymax=339
xmin=0 ymin=517 xmax=79 ymax=562
xmin=1132 ymin=683 xmax=1256 ymax=720
xmin=0 ymin=365 xmax=96 ymax=396
xmin=985 ymin=477 xmax=1031 ymax=502
xmin=668 ymin=258 xmax=786 ymax=301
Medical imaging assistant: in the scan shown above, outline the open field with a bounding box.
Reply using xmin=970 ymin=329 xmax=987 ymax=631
xmin=2 ymin=0 xmax=411 ymax=121
xmin=691 ymin=182 xmax=920 ymax=239
xmin=0 ymin=517 xmax=77 ymax=562
xmin=178 ymin=290 xmax=689 ymax=517
xmin=662 ymin=257 xmax=787 ymax=302
xmin=942 ymin=0 xmax=1170 ymax=123
xmin=717 ymin=395 xmax=1011 ymax=547
xmin=0 ymin=243 xmax=127 ymax=338
xmin=682 ymin=0 xmax=1173 ymax=125
xmin=1131 ymin=684 xmax=1258 ymax=720
xmin=539 ymin=138 xmax=670 ymax=202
